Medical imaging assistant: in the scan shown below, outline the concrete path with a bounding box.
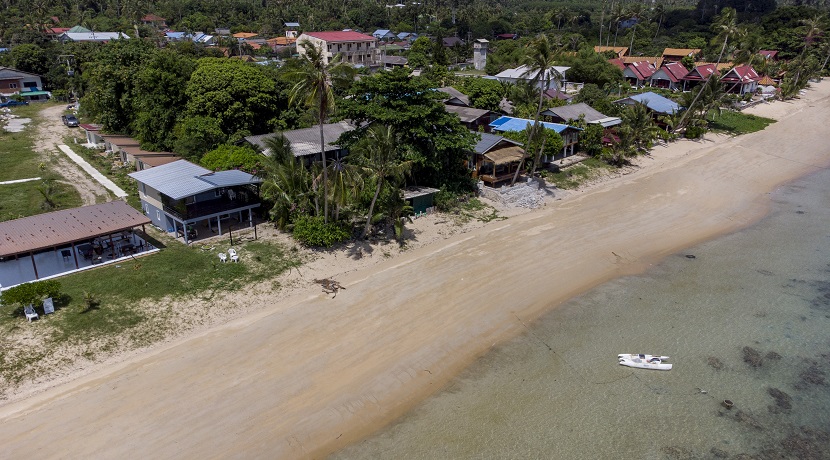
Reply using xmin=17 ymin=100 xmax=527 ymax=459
xmin=0 ymin=177 xmax=41 ymax=185
xmin=57 ymin=144 xmax=127 ymax=198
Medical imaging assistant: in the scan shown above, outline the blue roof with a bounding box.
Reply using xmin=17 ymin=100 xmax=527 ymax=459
xmin=165 ymin=32 xmax=187 ymax=39
xmin=489 ymin=116 xmax=577 ymax=134
xmin=618 ymin=92 xmax=681 ymax=114
xmin=397 ymin=32 xmax=414 ymax=39
xmin=285 ymin=22 xmax=300 ymax=27
xmin=373 ymin=29 xmax=392 ymax=37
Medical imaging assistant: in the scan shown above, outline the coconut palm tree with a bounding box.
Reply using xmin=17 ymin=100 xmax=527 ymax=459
xmin=520 ymin=34 xmax=563 ymax=181
xmin=259 ymin=134 xmax=314 ymax=229
xmin=352 ymin=125 xmax=412 ymax=239
xmin=327 ymin=157 xmax=362 ymax=222
xmin=284 ymin=41 xmax=347 ymax=224
xmin=677 ymin=8 xmax=741 ymax=132
xmin=620 ymin=102 xmax=658 ymax=154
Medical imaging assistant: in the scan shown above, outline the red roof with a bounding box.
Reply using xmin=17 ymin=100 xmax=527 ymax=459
xmin=759 ymin=50 xmax=778 ymax=59
xmin=47 ymin=27 xmax=70 ymax=35
xmin=303 ymin=31 xmax=375 ymax=42
xmin=625 ymin=61 xmax=657 ymax=80
xmin=682 ymin=64 xmax=718 ymax=82
xmin=79 ymin=123 xmax=102 ymax=131
xmin=608 ymin=58 xmax=626 ymax=70
xmin=721 ymin=65 xmax=760 ymax=83
xmin=653 ymin=62 xmax=689 ymax=82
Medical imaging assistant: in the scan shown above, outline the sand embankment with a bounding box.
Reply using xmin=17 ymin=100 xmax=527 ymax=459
xmin=1 ymin=82 xmax=829 ymax=459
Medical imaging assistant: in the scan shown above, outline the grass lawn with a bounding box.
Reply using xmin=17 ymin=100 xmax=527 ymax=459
xmin=0 ymin=102 xmax=82 ymax=221
xmin=708 ymin=110 xmax=776 ymax=135
xmin=0 ymin=237 xmax=301 ymax=384
xmin=544 ymin=157 xmax=615 ymax=189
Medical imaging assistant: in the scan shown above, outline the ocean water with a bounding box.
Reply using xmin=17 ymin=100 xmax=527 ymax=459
xmin=334 ymin=167 xmax=830 ymax=459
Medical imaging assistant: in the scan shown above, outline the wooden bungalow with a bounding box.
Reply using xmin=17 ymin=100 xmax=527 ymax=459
xmin=471 ymin=132 xmax=526 ymax=187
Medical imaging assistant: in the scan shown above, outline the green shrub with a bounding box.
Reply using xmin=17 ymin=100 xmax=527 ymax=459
xmin=292 ymin=215 xmax=351 ymax=247
xmin=685 ymin=126 xmax=704 ymax=139
xmin=1 ymin=280 xmax=61 ymax=310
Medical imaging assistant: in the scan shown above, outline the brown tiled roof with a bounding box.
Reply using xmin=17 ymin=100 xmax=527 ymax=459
xmin=137 ymin=155 xmax=182 ymax=167
xmin=0 ymin=201 xmax=150 ymax=258
xmin=594 ymin=46 xmax=628 ymax=57
xmin=662 ymin=48 xmax=700 ymax=57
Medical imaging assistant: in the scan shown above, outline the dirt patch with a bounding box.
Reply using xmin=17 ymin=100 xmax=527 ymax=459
xmin=34 ymin=105 xmax=108 ymax=205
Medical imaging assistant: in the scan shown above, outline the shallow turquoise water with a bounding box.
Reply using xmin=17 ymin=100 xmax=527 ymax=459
xmin=334 ymin=168 xmax=830 ymax=459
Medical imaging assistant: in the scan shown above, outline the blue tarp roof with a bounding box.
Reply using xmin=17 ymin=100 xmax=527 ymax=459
xmin=489 ymin=116 xmax=578 ymax=134
xmin=618 ymin=92 xmax=681 ymax=114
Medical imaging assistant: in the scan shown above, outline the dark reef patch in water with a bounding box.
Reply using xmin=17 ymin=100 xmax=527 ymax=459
xmin=743 ymin=346 xmax=764 ymax=368
xmin=707 ymin=356 xmax=724 ymax=370
xmin=767 ymin=387 xmax=792 ymax=414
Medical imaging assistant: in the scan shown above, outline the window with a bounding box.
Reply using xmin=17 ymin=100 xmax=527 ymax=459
xmin=9 ymin=83 xmax=17 ymax=89
xmin=140 ymin=183 xmax=146 ymax=195
xmin=156 ymin=210 xmax=161 ymax=221
xmin=23 ymin=81 xmax=37 ymax=88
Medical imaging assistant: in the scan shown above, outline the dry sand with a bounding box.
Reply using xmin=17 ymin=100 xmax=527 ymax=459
xmin=1 ymin=83 xmax=829 ymax=459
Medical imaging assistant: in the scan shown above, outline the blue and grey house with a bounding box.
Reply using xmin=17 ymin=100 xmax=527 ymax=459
xmin=128 ymin=160 xmax=262 ymax=243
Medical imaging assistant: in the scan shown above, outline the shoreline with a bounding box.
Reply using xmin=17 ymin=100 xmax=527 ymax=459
xmin=1 ymin=81 xmax=829 ymax=458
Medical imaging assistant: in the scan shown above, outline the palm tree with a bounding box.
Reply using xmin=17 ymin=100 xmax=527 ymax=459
xmin=258 ymin=134 xmax=314 ymax=230
xmin=653 ymin=1 xmax=665 ymax=40
xmin=620 ymin=102 xmax=658 ymax=154
xmin=521 ymin=34 xmax=563 ymax=181
xmin=284 ymin=41 xmax=347 ymax=224
xmin=352 ymin=125 xmax=412 ymax=239
xmin=328 ymin=157 xmax=361 ymax=222
xmin=677 ymin=8 xmax=740 ymax=132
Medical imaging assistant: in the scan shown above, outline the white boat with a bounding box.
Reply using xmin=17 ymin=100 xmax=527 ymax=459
xmin=618 ymin=354 xmax=673 ymax=371
xmin=618 ymin=353 xmax=670 ymax=361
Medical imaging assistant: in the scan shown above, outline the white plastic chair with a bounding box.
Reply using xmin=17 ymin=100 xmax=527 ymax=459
xmin=218 ymin=252 xmax=227 ymax=263
xmin=228 ymin=248 xmax=239 ymax=263
xmin=24 ymin=304 xmax=39 ymax=322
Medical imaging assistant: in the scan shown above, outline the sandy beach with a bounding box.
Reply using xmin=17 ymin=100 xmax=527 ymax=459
xmin=1 ymin=82 xmax=829 ymax=459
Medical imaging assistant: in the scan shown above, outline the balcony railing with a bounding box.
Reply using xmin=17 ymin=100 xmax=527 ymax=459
xmin=163 ymin=193 xmax=258 ymax=221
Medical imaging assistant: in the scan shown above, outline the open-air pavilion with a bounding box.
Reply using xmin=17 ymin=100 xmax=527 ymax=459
xmin=0 ymin=201 xmax=155 ymax=289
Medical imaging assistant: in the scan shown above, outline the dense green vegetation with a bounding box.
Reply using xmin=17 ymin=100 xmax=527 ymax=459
xmin=1 ymin=0 xmax=827 ymax=239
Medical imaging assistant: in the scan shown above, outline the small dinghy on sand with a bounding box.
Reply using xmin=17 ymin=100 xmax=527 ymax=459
xmin=618 ymin=353 xmax=673 ymax=370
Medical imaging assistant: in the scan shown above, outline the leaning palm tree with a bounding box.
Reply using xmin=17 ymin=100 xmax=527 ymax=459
xmin=677 ymin=8 xmax=741 ymax=132
xmin=521 ymin=34 xmax=563 ymax=181
xmin=284 ymin=41 xmax=347 ymax=224
xmin=352 ymin=125 xmax=412 ymax=239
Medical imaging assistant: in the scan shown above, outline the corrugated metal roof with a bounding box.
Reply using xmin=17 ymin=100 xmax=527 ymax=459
xmin=0 ymin=201 xmax=150 ymax=258
xmin=490 ymin=116 xmax=576 ymax=134
xmin=616 ymin=92 xmax=681 ymax=114
xmin=403 ymin=186 xmax=440 ymax=200
xmin=474 ymin=132 xmax=522 ymax=155
xmin=438 ymin=86 xmax=470 ymax=106
xmin=128 ymin=160 xmax=261 ymax=200
xmin=245 ymin=122 xmax=355 ymax=157
xmin=541 ymin=102 xmax=608 ymax=123
xmin=444 ymin=105 xmax=492 ymax=123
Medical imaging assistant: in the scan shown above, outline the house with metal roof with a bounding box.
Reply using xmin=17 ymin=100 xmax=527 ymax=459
xmin=681 ymin=63 xmax=720 ymax=91
xmin=615 ymin=91 xmax=681 ymax=115
xmin=244 ymin=121 xmax=356 ymax=163
xmin=489 ymin=116 xmax=581 ymax=160
xmin=720 ymin=65 xmax=760 ymax=95
xmin=0 ymin=201 xmax=155 ymax=288
xmin=494 ymin=65 xmax=570 ymax=89
xmin=594 ymin=46 xmax=628 ymax=58
xmin=623 ymin=61 xmax=657 ymax=87
xmin=297 ymin=31 xmax=377 ymax=65
xmin=470 ymin=132 xmax=526 ymax=187
xmin=649 ymin=62 xmax=689 ymax=91
xmin=58 ymin=32 xmax=130 ymax=43
xmin=541 ymin=102 xmax=621 ymax=127
xmin=0 ymin=67 xmax=46 ymax=101
xmin=372 ymin=29 xmax=396 ymax=40
xmin=444 ymin=105 xmax=499 ymax=133
xmin=661 ymin=48 xmax=701 ymax=62
xmin=128 ymin=160 xmax=262 ymax=243
xmin=438 ymin=87 xmax=471 ymax=106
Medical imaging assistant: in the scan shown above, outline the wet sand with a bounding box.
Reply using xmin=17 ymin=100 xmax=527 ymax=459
xmin=1 ymin=82 xmax=829 ymax=459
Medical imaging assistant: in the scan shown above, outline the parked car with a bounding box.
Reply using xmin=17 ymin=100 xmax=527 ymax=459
xmin=0 ymin=99 xmax=29 ymax=107
xmin=62 ymin=114 xmax=79 ymax=127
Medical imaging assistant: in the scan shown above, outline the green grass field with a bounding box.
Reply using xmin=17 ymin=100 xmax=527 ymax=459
xmin=708 ymin=110 xmax=776 ymax=135
xmin=0 ymin=103 xmax=82 ymax=221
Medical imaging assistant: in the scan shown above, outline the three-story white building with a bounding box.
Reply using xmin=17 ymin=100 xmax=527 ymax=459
xmin=297 ymin=31 xmax=378 ymax=65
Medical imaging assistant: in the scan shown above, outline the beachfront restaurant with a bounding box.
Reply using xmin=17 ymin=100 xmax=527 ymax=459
xmin=0 ymin=201 xmax=155 ymax=289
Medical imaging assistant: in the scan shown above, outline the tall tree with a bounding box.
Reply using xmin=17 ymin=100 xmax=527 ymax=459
xmin=258 ymin=134 xmax=314 ymax=229
xmin=284 ymin=41 xmax=348 ymax=224
xmin=352 ymin=125 xmax=412 ymax=239
xmin=521 ymin=34 xmax=562 ymax=182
